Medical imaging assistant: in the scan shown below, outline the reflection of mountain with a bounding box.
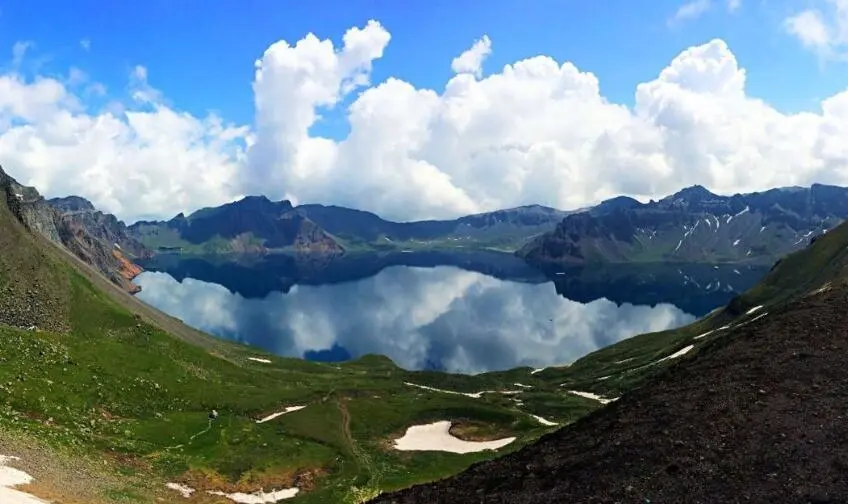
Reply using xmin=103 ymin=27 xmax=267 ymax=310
xmin=139 ymin=250 xmax=549 ymax=298
xmin=548 ymin=263 xmax=769 ymax=317
xmin=140 ymin=252 xmax=768 ymax=317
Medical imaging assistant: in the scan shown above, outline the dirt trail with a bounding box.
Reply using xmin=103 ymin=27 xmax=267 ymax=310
xmin=337 ymin=399 xmax=383 ymax=503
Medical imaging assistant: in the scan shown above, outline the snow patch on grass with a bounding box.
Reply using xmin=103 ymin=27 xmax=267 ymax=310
xmin=565 ymin=390 xmax=617 ymax=404
xmin=248 ymin=357 xmax=272 ymax=364
xmin=393 ymin=421 xmax=515 ymax=454
xmin=166 ymin=482 xmax=195 ymax=498
xmin=404 ymin=382 xmax=522 ymax=398
xmin=656 ymin=344 xmax=694 ymax=363
xmin=693 ymin=330 xmax=714 ymax=340
xmin=207 ymin=488 xmax=300 ymax=503
xmin=256 ymin=406 xmax=307 ymax=424
xmin=529 ymin=414 xmax=558 ymax=426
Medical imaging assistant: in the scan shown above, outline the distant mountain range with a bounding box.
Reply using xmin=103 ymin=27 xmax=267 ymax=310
xmin=518 ymin=184 xmax=848 ymax=265
xmin=127 ymin=197 xmax=571 ymax=255
xmin=25 ymin=179 xmax=848 ymax=280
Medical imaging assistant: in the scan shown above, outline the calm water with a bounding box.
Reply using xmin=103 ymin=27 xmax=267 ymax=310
xmin=135 ymin=251 xmax=768 ymax=374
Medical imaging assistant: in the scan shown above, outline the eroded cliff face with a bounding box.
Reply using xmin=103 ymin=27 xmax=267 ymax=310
xmin=0 ymin=166 xmax=148 ymax=294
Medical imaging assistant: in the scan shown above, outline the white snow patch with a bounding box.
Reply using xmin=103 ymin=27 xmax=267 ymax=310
xmin=704 ymin=218 xmax=711 ymax=227
xmin=256 ymin=406 xmax=307 ymax=424
xmin=793 ymin=230 xmax=814 ymax=245
xmin=674 ymin=239 xmax=683 ymax=252
xmin=597 ymin=375 xmax=611 ymax=381
xmin=166 ymin=483 xmax=196 ymax=498
xmin=530 ymin=368 xmax=546 ymax=375
xmin=513 ymin=383 xmax=532 ymax=388
xmin=733 ymin=269 xmax=741 ymax=275
xmin=745 ymin=305 xmax=764 ymax=315
xmin=207 ymin=488 xmax=300 ymax=503
xmin=726 ymin=206 xmax=749 ymax=225
xmin=0 ymin=455 xmax=49 ymax=504
xmin=716 ymin=324 xmax=732 ymax=331
xmin=732 ymin=239 xmax=740 ymax=246
xmin=248 ymin=357 xmax=272 ymax=364
xmin=393 ymin=421 xmax=515 ymax=454
xmin=615 ymin=357 xmax=634 ymax=365
xmin=404 ymin=382 xmax=485 ymax=398
xmin=760 ymin=226 xmax=766 ymax=233
xmin=566 ymin=390 xmax=616 ymax=404
xmin=404 ymin=382 xmax=520 ymax=398
xmin=529 ymin=414 xmax=558 ymax=426
xmin=657 ymin=345 xmax=694 ymax=363
xmin=693 ymin=330 xmax=714 ymax=340
xmin=749 ymin=312 xmax=768 ymax=323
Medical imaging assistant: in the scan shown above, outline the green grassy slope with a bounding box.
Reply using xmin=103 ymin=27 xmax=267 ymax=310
xmin=0 ymin=193 xmax=599 ymax=503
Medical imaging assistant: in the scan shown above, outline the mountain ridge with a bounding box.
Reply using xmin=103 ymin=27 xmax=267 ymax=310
xmin=519 ymin=183 xmax=848 ymax=265
xmin=127 ymin=198 xmax=573 ymax=255
xmin=0 ymin=167 xmax=148 ymax=294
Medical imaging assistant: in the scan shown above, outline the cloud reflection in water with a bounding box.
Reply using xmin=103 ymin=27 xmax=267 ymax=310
xmin=136 ymin=264 xmax=696 ymax=374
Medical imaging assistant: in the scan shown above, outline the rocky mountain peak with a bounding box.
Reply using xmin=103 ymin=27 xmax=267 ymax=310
xmin=666 ymin=185 xmax=721 ymax=203
xmin=48 ymin=196 xmax=96 ymax=214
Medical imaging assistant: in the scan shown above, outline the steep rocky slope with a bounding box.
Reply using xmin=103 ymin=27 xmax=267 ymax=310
xmin=0 ymin=166 xmax=146 ymax=293
xmin=519 ymin=184 xmax=848 ymax=265
xmin=48 ymin=195 xmax=151 ymax=293
xmin=371 ymin=222 xmax=848 ymax=503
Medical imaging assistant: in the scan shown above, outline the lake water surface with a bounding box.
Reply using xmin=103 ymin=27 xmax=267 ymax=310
xmin=136 ymin=251 xmax=768 ymax=374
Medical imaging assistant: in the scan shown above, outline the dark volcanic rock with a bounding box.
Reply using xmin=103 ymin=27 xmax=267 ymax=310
xmin=370 ymin=287 xmax=848 ymax=504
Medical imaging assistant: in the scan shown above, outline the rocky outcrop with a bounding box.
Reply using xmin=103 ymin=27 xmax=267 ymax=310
xmin=48 ymin=196 xmax=152 ymax=260
xmin=0 ymin=166 xmax=147 ymax=294
xmin=519 ymin=184 xmax=848 ymax=265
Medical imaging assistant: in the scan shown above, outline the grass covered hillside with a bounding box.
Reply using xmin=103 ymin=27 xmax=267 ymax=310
xmin=0 ymin=174 xmax=602 ymax=502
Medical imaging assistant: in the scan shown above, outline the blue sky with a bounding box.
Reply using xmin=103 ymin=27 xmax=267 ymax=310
xmin=0 ymin=0 xmax=847 ymax=222
xmin=0 ymin=0 xmax=842 ymax=127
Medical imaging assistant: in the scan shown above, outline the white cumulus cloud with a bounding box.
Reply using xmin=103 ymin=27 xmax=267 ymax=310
xmin=451 ymin=35 xmax=492 ymax=77
xmin=2 ymin=21 xmax=848 ymax=223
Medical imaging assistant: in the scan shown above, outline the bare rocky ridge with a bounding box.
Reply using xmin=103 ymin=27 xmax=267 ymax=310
xmin=370 ymin=284 xmax=848 ymax=503
xmin=519 ymin=184 xmax=848 ymax=265
xmin=0 ymin=166 xmax=147 ymax=294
